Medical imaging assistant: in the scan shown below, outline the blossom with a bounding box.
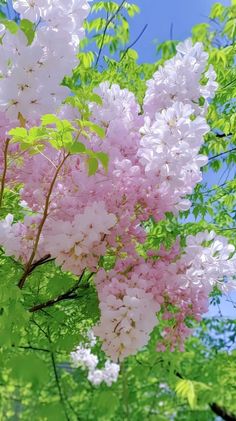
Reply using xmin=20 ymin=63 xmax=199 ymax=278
xmin=71 ymin=332 xmax=120 ymax=386
xmin=44 ymin=202 xmax=117 ymax=275
xmin=0 ymin=6 xmax=232 ymax=365
xmin=143 ymin=39 xmax=218 ymax=119
xmin=0 ymin=0 xmax=90 ymax=121
xmin=13 ymin=0 xmax=47 ymax=21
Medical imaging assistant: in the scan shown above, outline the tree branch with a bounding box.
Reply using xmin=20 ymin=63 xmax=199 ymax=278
xmin=18 ymin=153 xmax=69 ymax=289
xmin=214 ymin=132 xmax=232 ymax=138
xmin=15 ymin=345 xmax=51 ymax=353
xmin=29 ymin=271 xmax=91 ymax=313
xmin=208 ymin=147 xmax=236 ymax=161
xmin=0 ymin=138 xmax=10 ymax=210
xmin=210 ymin=403 xmax=236 ymax=421
xmin=120 ymin=24 xmax=148 ymax=62
xmin=27 ymin=254 xmax=54 ymax=275
xmin=51 ymin=349 xmax=70 ymax=421
xmin=95 ymin=0 xmax=126 ymax=67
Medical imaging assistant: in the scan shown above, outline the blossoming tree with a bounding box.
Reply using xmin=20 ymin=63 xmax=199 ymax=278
xmin=0 ymin=0 xmax=235 ymax=419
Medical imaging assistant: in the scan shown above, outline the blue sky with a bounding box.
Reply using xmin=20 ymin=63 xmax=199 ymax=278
xmin=130 ymin=0 xmax=231 ymax=62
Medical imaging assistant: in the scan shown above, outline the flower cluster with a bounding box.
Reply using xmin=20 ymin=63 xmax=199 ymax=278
xmin=44 ymin=202 xmax=117 ymax=274
xmin=71 ymin=332 xmax=120 ymax=386
xmin=0 ymin=0 xmax=234 ymax=363
xmin=94 ymin=232 xmax=236 ymax=361
xmin=143 ymin=39 xmax=217 ymax=118
xmin=138 ymin=101 xmax=209 ymax=213
xmin=0 ymin=0 xmax=90 ymax=120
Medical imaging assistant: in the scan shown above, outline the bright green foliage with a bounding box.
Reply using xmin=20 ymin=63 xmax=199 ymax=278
xmin=0 ymin=1 xmax=236 ymax=420
xmin=8 ymin=113 xmax=109 ymax=175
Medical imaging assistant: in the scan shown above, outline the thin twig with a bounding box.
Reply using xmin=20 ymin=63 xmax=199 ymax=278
xmin=0 ymin=138 xmax=10 ymax=209
xmin=170 ymin=22 xmax=174 ymax=40
xmin=95 ymin=0 xmax=126 ymax=67
xmin=15 ymin=345 xmax=51 ymax=353
xmin=29 ymin=270 xmax=90 ymax=312
xmin=208 ymin=147 xmax=236 ymax=161
xmin=120 ymin=24 xmax=148 ymax=62
xmin=18 ymin=153 xmax=69 ymax=289
xmin=51 ymin=352 xmax=70 ymax=421
xmin=27 ymin=254 xmax=54 ymax=275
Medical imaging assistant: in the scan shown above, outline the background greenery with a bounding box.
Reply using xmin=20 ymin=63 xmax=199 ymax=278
xmin=0 ymin=1 xmax=235 ymax=420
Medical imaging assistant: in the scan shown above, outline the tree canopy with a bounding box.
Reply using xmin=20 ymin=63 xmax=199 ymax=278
xmin=0 ymin=1 xmax=235 ymax=420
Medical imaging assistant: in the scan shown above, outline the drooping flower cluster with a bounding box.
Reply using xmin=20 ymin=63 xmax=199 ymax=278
xmin=0 ymin=0 xmax=90 ymax=120
xmin=71 ymin=332 xmax=120 ymax=386
xmin=0 ymin=1 xmax=234 ymax=364
xmin=94 ymin=232 xmax=236 ymax=361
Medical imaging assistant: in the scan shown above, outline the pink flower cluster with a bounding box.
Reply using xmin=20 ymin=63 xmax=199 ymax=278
xmin=0 ymin=1 xmax=234 ymax=361
xmin=94 ymin=232 xmax=236 ymax=361
xmin=44 ymin=202 xmax=117 ymax=275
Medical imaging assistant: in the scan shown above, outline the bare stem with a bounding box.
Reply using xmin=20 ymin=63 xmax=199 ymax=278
xmin=18 ymin=153 xmax=69 ymax=289
xmin=0 ymin=138 xmax=10 ymax=210
xmin=29 ymin=271 xmax=90 ymax=312
xmin=95 ymin=0 xmax=126 ymax=67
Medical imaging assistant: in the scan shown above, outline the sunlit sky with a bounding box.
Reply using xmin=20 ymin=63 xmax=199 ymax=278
xmin=131 ymin=0 xmax=231 ymax=62
xmin=132 ymin=0 xmax=235 ymax=318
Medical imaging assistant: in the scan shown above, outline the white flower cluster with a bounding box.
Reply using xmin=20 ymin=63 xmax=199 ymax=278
xmin=143 ymin=39 xmax=218 ymax=118
xmin=138 ymin=101 xmax=209 ymax=212
xmin=71 ymin=332 xmax=120 ymax=387
xmin=0 ymin=0 xmax=90 ymax=120
xmin=137 ymin=39 xmax=218 ymax=213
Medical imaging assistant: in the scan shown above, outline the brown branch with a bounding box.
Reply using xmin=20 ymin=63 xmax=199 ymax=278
xmin=29 ymin=270 xmax=90 ymax=313
xmin=0 ymin=138 xmax=10 ymax=209
xmin=27 ymin=254 xmax=54 ymax=274
xmin=15 ymin=345 xmax=51 ymax=353
xmin=18 ymin=153 xmax=69 ymax=289
xmin=210 ymin=403 xmax=236 ymax=421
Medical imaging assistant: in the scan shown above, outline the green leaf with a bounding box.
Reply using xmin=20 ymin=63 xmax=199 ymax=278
xmin=78 ymin=51 xmax=95 ymax=68
xmin=8 ymin=127 xmax=28 ymax=139
xmin=83 ymin=121 xmax=106 ymax=138
xmin=97 ymin=391 xmax=119 ymax=416
xmin=87 ymin=156 xmax=99 ymax=176
xmin=68 ymin=141 xmax=86 ymax=154
xmin=125 ymin=48 xmax=138 ymax=60
xmin=210 ymin=2 xmax=225 ymax=20
xmin=124 ymin=3 xmax=140 ymax=17
xmin=0 ymin=19 xmax=18 ymax=34
xmin=96 ymin=152 xmax=109 ymax=172
xmin=41 ymin=114 xmax=61 ymax=127
xmin=8 ymin=354 xmax=50 ymax=385
xmin=175 ymin=379 xmax=197 ymax=409
xmin=20 ymin=19 xmax=35 ymax=45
